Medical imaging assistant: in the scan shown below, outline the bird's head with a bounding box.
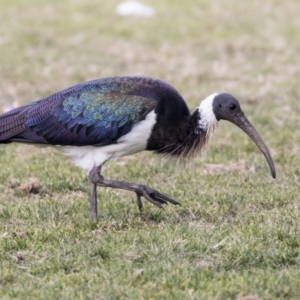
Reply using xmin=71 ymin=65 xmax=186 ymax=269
xmin=198 ymin=93 xmax=276 ymax=179
xmin=212 ymin=93 xmax=242 ymax=121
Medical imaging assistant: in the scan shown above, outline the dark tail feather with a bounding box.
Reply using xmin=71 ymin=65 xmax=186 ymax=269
xmin=0 ymin=106 xmax=29 ymax=142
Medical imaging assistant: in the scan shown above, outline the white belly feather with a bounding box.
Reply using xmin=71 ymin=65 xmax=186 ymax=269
xmin=61 ymin=110 xmax=156 ymax=171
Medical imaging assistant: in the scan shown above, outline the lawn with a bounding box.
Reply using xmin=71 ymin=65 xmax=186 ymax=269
xmin=1 ymin=0 xmax=300 ymax=299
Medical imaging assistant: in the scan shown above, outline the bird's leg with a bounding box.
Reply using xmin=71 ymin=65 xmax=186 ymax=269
xmin=136 ymin=192 xmax=143 ymax=212
xmin=90 ymin=166 xmax=102 ymax=220
xmin=89 ymin=180 xmax=98 ymax=219
xmin=89 ymin=166 xmax=180 ymax=211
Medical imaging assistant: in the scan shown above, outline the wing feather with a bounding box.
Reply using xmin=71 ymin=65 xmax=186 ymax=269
xmin=0 ymin=79 xmax=158 ymax=146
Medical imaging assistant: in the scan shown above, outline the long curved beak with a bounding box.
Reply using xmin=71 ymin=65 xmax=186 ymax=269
xmin=230 ymin=113 xmax=276 ymax=178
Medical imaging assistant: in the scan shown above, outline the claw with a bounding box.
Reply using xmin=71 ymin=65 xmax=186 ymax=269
xmin=141 ymin=190 xmax=164 ymax=208
xmin=154 ymin=194 xmax=180 ymax=205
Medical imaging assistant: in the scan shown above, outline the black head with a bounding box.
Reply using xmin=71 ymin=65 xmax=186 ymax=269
xmin=212 ymin=93 xmax=242 ymax=121
xmin=211 ymin=93 xmax=276 ymax=179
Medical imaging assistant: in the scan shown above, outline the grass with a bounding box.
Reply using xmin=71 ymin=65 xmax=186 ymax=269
xmin=1 ymin=0 xmax=300 ymax=299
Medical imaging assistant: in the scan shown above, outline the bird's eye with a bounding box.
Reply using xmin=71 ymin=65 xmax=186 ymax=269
xmin=229 ymin=103 xmax=236 ymax=110
xmin=219 ymin=104 xmax=222 ymax=108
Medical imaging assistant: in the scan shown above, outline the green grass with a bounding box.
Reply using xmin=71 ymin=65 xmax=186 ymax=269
xmin=1 ymin=0 xmax=300 ymax=299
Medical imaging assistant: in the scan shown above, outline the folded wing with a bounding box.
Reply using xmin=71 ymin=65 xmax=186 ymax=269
xmin=0 ymin=80 xmax=157 ymax=146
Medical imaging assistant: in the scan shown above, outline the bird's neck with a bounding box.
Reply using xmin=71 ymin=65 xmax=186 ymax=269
xmin=197 ymin=93 xmax=218 ymax=131
xmin=146 ymin=99 xmax=218 ymax=158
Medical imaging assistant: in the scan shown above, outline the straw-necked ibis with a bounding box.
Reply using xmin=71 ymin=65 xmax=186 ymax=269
xmin=0 ymin=76 xmax=276 ymax=218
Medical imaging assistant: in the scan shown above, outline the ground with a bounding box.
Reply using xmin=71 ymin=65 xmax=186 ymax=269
xmin=0 ymin=0 xmax=300 ymax=299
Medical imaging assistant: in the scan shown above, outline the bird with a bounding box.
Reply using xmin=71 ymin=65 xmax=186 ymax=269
xmin=0 ymin=76 xmax=276 ymax=219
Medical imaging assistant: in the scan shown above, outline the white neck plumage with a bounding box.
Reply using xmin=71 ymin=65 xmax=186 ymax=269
xmin=197 ymin=93 xmax=218 ymax=131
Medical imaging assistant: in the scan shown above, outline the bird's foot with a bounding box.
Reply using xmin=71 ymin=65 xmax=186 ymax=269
xmin=102 ymin=180 xmax=180 ymax=209
xmin=89 ymin=166 xmax=180 ymax=211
